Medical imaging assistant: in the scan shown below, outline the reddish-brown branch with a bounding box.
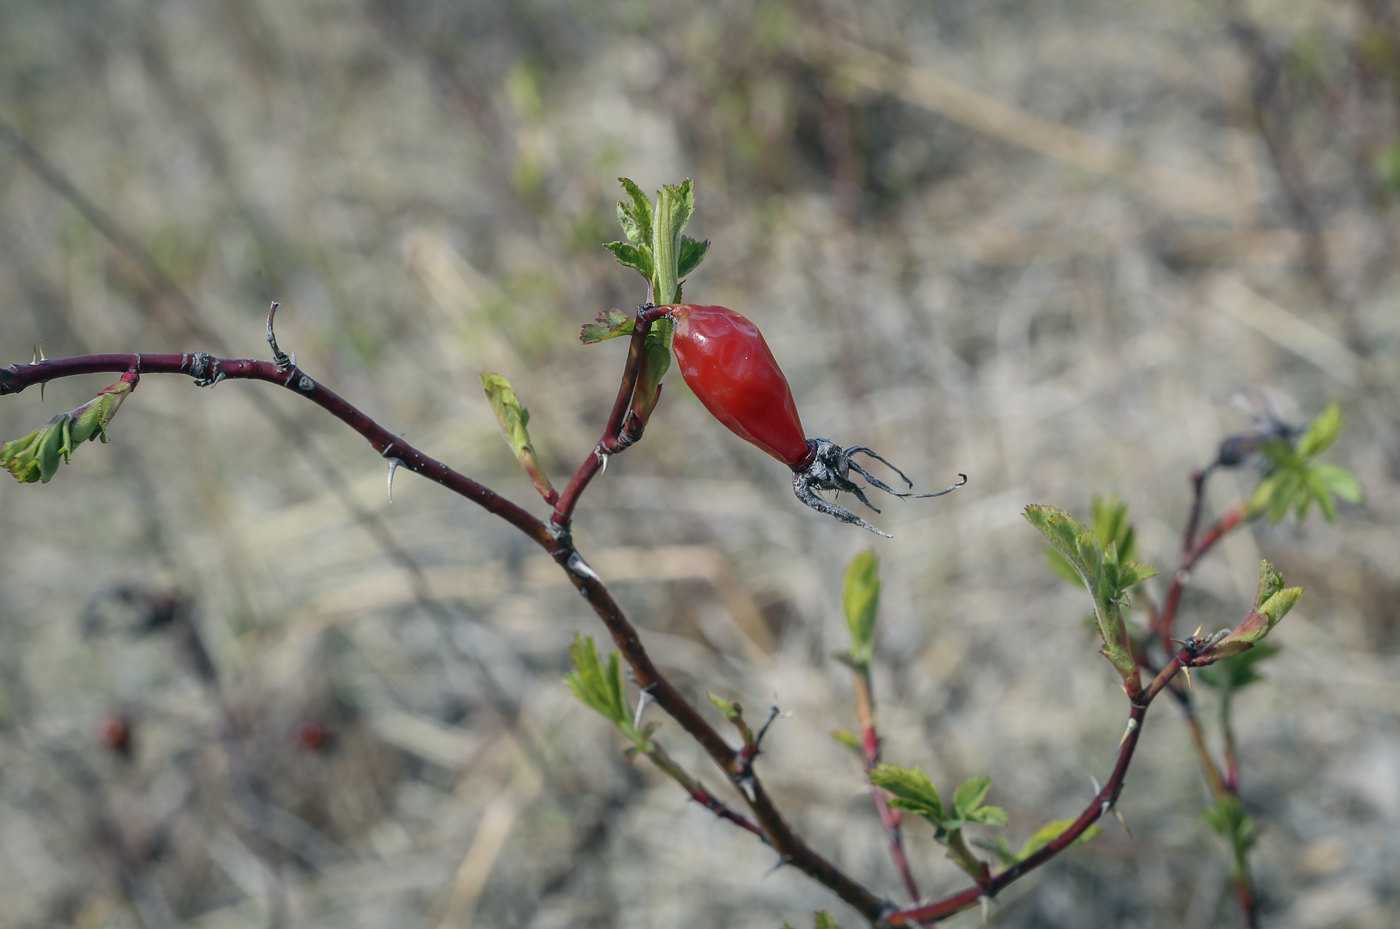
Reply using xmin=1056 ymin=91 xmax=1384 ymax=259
xmin=851 ymin=668 xmax=920 ymax=904
xmin=550 ymin=549 xmax=887 ymax=919
xmin=1156 ymin=501 xmax=1247 ymax=649
xmin=552 ymin=312 xmax=656 ymax=529
xmin=2 ymin=352 xmax=553 ymax=545
xmin=2 ymin=350 xmax=890 ymax=922
xmin=885 ymin=654 xmax=1188 ymax=925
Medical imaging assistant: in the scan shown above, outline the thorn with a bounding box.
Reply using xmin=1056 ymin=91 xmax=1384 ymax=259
xmin=761 ymin=857 xmax=788 ymax=880
xmin=266 ymin=300 xmax=292 ymax=370
xmin=599 ymin=451 xmax=610 ymax=474
xmin=40 ymin=382 xmax=45 ymax=402
xmin=1117 ymin=717 xmax=1139 ymax=753
xmin=566 ymin=552 xmax=602 ymax=583
xmin=387 ymin=457 xmax=402 ymax=502
xmin=981 ymin=895 xmax=991 ymax=927
xmin=1193 ymin=624 xmax=1204 ymax=637
xmin=1182 ymin=666 xmax=1193 ymax=692
xmin=38 ymin=342 xmax=46 ymax=361
xmin=1114 ymin=807 xmax=1134 ymax=841
xmin=633 ymin=687 xmax=654 ymax=730
xmin=1090 ymin=775 xmax=1102 ymax=796
xmin=31 ymin=346 xmax=38 ymax=364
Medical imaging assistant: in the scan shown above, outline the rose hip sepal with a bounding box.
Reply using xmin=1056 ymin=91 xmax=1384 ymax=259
xmin=662 ymin=303 xmax=965 ymax=536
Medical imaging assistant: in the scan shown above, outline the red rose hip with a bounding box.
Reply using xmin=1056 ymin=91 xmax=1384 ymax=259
xmin=670 ymin=304 xmax=814 ymax=469
xmin=657 ymin=303 xmax=964 ymax=535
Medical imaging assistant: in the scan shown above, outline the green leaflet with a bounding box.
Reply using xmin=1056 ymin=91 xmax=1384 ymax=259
xmin=869 ymin=763 xmax=943 ymax=825
xmin=579 ymin=309 xmax=635 ymax=344
xmin=1016 ymin=819 xmax=1102 ymax=862
xmin=481 ymin=372 xmax=555 ymax=501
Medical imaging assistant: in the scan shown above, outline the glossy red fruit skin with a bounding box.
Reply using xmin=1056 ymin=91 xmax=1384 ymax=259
xmin=669 ymin=304 xmax=814 ymax=469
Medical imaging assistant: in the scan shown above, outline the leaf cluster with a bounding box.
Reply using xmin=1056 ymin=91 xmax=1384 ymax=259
xmin=1249 ymin=403 xmax=1363 ymax=523
xmin=1045 ymin=494 xmax=1136 ymax=586
xmin=2 ymin=375 xmax=134 ymax=484
xmin=1024 ymin=505 xmax=1158 ymax=690
xmin=604 ymin=177 xmax=709 ymax=306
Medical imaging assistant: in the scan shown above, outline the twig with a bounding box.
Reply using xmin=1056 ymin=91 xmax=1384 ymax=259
xmin=850 ymin=665 xmax=920 ymax=904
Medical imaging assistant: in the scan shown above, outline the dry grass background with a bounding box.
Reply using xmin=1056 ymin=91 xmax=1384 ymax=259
xmin=0 ymin=1 xmax=1398 ymax=927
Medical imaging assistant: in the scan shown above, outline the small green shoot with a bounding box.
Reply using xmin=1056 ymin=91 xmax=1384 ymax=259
xmin=840 ymin=549 xmax=880 ymax=670
xmin=481 ymin=372 xmax=555 ymax=501
xmin=1024 ymin=504 xmax=1158 ymax=693
xmin=2 ymin=372 xmax=136 ymax=484
xmin=565 ymin=634 xmax=655 ymax=756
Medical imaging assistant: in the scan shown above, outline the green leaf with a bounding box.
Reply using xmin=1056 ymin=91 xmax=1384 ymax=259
xmin=677 ymin=235 xmax=709 ymax=278
xmin=1017 ymin=820 xmax=1102 ymax=861
xmin=604 ymin=241 xmax=654 ymax=279
xmin=813 ymin=913 xmax=842 ymax=929
xmin=481 ymin=373 xmax=555 ymax=500
xmin=707 ymin=692 xmax=742 ymax=722
xmin=651 ymin=179 xmax=695 ymax=305
xmin=617 ymin=177 xmax=654 ymax=247
xmin=564 ymin=634 xmax=629 ymax=725
xmin=869 ymin=763 xmax=944 ymax=827
xmin=1255 ymin=561 xmax=1285 ymax=607
xmin=1294 ymin=402 xmax=1343 ymax=459
xmin=2 ymin=375 xmax=135 ymax=484
xmin=950 ymin=776 xmax=1007 ymax=827
xmin=953 ymin=776 xmax=992 ymax=818
xmin=1308 ymin=463 xmax=1364 ymax=504
xmin=842 ymin=549 xmax=880 ymax=668
xmin=580 ymin=309 xmax=636 ymax=344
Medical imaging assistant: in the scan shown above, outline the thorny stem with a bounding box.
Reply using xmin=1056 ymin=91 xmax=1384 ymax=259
xmin=881 ymin=654 xmax=1196 ymax=925
xmin=0 ymin=349 xmax=890 ymax=923
xmin=851 ymin=666 xmax=920 ymax=904
xmin=643 ymin=742 xmax=767 ymax=841
xmin=552 ymin=307 xmax=657 ymax=530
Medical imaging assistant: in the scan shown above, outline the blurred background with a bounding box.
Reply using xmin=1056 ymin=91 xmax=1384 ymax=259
xmin=0 ymin=1 xmax=1397 ymax=927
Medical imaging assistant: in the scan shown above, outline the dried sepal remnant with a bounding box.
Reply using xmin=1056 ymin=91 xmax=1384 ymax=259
xmin=1 ymin=370 xmax=137 ymax=483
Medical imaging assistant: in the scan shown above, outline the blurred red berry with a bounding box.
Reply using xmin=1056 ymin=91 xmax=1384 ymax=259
xmin=98 ymin=713 xmax=133 ymax=756
xmin=296 ymin=718 xmax=332 ymax=753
